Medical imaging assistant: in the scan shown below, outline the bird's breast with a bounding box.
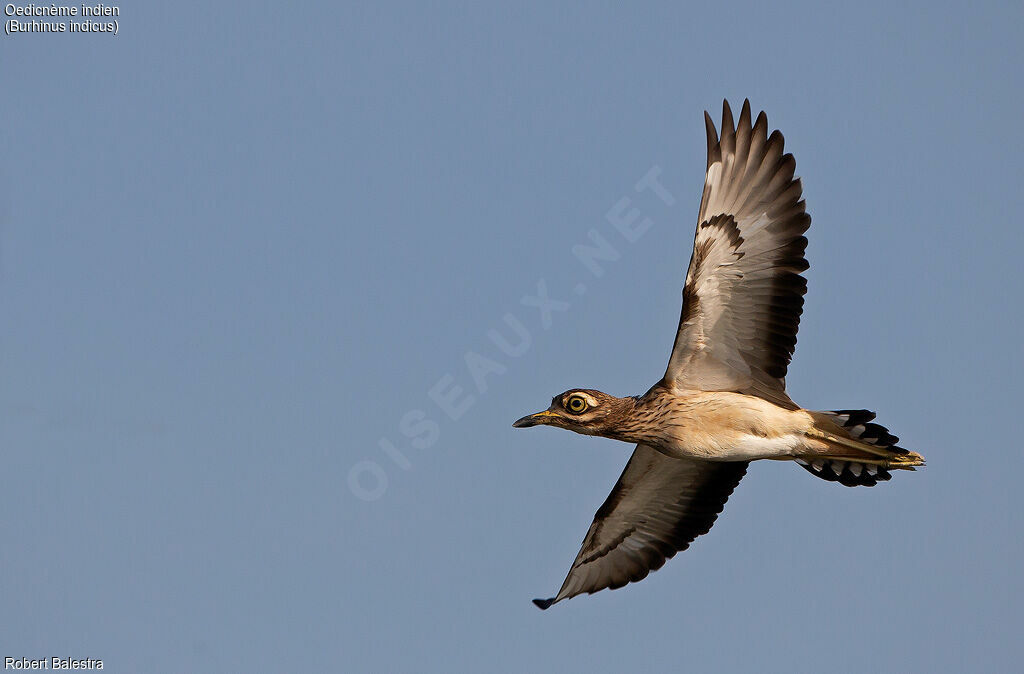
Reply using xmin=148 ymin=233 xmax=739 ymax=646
xmin=630 ymin=390 xmax=812 ymax=461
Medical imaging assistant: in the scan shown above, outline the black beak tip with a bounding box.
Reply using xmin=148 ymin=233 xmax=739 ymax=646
xmin=512 ymin=416 xmax=536 ymax=428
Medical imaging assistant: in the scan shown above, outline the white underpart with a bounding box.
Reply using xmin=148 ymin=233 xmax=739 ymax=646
xmin=710 ymin=433 xmax=806 ymax=461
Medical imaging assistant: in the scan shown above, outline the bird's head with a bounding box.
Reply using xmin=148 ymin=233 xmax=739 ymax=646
xmin=512 ymin=389 xmax=635 ymax=437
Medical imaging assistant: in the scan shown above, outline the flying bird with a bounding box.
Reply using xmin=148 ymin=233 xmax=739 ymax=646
xmin=513 ymin=100 xmax=924 ymax=610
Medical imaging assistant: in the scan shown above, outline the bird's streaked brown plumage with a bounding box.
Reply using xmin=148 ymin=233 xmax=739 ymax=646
xmin=513 ymin=100 xmax=925 ymax=610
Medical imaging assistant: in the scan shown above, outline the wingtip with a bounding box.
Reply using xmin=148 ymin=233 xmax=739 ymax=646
xmin=704 ymin=110 xmax=716 ymax=135
xmin=721 ymin=99 xmax=735 ymax=133
xmin=532 ymin=597 xmax=555 ymax=610
xmin=754 ymin=109 xmax=768 ymax=136
xmin=704 ymin=111 xmax=720 ymax=167
xmin=739 ymin=99 xmax=752 ymax=128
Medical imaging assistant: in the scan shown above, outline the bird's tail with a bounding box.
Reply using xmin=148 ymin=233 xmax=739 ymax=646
xmin=798 ymin=410 xmax=924 ymax=487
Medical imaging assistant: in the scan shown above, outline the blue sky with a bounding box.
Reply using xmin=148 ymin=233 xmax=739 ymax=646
xmin=2 ymin=2 xmax=1022 ymax=672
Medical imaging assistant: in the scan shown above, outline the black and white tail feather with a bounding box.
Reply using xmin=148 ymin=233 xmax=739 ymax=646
xmin=799 ymin=410 xmax=914 ymax=487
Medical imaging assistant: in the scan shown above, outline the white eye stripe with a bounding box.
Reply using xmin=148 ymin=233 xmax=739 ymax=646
xmin=572 ymin=392 xmax=599 ymax=407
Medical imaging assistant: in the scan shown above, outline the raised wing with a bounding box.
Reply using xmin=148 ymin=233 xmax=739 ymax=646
xmin=533 ymin=445 xmax=747 ymax=609
xmin=664 ymin=100 xmax=810 ymax=408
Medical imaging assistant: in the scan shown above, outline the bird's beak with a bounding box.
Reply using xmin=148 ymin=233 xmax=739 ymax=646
xmin=512 ymin=410 xmax=560 ymax=428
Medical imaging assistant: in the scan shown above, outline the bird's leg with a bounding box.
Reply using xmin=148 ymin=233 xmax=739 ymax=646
xmin=804 ymin=427 xmax=896 ymax=459
xmin=791 ymin=453 xmax=922 ymax=469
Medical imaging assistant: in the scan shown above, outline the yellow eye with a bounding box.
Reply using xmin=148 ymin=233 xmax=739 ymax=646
xmin=566 ymin=395 xmax=588 ymax=414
